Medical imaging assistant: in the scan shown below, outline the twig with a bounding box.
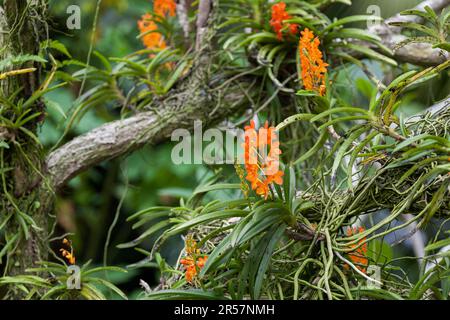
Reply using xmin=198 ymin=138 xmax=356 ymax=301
xmin=195 ymin=0 xmax=212 ymax=51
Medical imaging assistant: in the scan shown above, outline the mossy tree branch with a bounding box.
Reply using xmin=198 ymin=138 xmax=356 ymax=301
xmin=0 ymin=0 xmax=49 ymax=295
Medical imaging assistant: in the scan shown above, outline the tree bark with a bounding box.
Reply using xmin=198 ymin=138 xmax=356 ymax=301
xmin=0 ymin=0 xmax=50 ymax=298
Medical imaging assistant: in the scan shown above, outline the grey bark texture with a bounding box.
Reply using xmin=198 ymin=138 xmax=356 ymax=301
xmin=0 ymin=0 xmax=50 ymax=297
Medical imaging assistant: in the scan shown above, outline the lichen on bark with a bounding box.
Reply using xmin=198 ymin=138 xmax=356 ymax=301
xmin=0 ymin=0 xmax=51 ymax=298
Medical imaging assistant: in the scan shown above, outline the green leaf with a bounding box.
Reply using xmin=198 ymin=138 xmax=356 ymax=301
xmin=400 ymin=8 xmax=436 ymax=22
xmin=200 ymin=234 xmax=234 ymax=276
xmin=144 ymin=289 xmax=228 ymax=300
xmin=94 ymin=51 xmax=112 ymax=73
xmin=80 ymin=283 xmax=107 ymax=300
xmin=388 ymin=22 xmax=439 ymax=38
xmin=45 ymin=98 xmax=67 ymax=119
xmin=425 ymin=238 xmax=450 ymax=252
xmin=127 ymin=206 xmax=173 ymax=221
xmin=117 ymin=220 xmax=173 ymax=248
xmin=44 ymin=40 xmax=72 ymax=58
xmin=230 ymin=204 xmax=289 ymax=248
xmin=0 ymin=141 xmax=9 ymax=149
xmin=347 ymin=131 xmax=379 ymax=189
xmin=131 ymin=211 xmax=172 ymax=230
xmin=0 ymin=234 xmax=19 ymax=263
xmin=311 ymin=107 xmax=370 ymax=122
xmin=284 ymin=18 xmax=317 ymax=33
xmin=193 ymin=183 xmax=241 ymax=195
xmin=283 ymin=166 xmax=295 ymax=211
xmin=82 ymin=266 xmax=127 ymax=277
xmin=351 ymin=288 xmax=403 ymax=300
xmin=294 ymin=130 xmax=329 ymax=165
xmin=322 ymin=15 xmax=383 ymax=34
xmin=433 ymin=42 xmax=450 ymax=52
xmin=85 ymin=277 xmax=128 ymax=300
xmin=236 ymin=32 xmax=279 ymax=48
xmin=164 ymin=60 xmax=188 ymax=93
xmin=40 ymin=285 xmax=68 ymax=300
xmin=296 ymin=90 xmax=319 ymax=97
xmin=331 ymin=126 xmax=368 ymax=182
xmin=0 ymin=275 xmax=50 ymax=288
xmin=250 ymin=223 xmax=286 ymax=299
xmin=0 ymin=54 xmax=47 ymax=71
xmin=276 ymin=113 xmax=314 ymax=131
xmin=393 ymin=133 xmax=450 ymax=152
xmin=165 ymin=209 xmax=248 ymax=237
xmin=368 ymin=240 xmax=393 ymax=264
xmin=326 ymin=28 xmax=382 ymax=43
xmin=343 ymin=43 xmax=397 ymax=66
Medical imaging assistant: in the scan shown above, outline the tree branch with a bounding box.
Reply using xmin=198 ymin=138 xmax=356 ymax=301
xmin=47 ymin=87 xmax=247 ymax=190
xmin=176 ymin=0 xmax=192 ymax=43
xmin=196 ymin=0 xmax=212 ymax=51
xmin=368 ymin=0 xmax=450 ymax=66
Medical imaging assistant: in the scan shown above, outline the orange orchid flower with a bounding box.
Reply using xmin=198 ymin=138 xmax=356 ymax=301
xmin=137 ymin=1 xmax=176 ymax=51
xmin=243 ymin=120 xmax=284 ymax=199
xmin=154 ymin=0 xmax=177 ymax=17
xmin=299 ymin=28 xmax=329 ymax=96
xmin=60 ymin=238 xmax=76 ymax=265
xmin=138 ymin=13 xmax=167 ymax=50
xmin=180 ymin=235 xmax=208 ymax=283
xmin=270 ymin=2 xmax=298 ymax=40
xmin=345 ymin=226 xmax=369 ymax=273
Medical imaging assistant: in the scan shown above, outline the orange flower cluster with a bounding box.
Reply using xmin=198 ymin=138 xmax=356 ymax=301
xmin=270 ymin=2 xmax=298 ymax=40
xmin=243 ymin=120 xmax=283 ymax=199
xmin=345 ymin=227 xmax=368 ymax=273
xmin=138 ymin=13 xmax=167 ymax=50
xmin=60 ymin=238 xmax=76 ymax=265
xmin=180 ymin=236 xmax=208 ymax=283
xmin=181 ymin=256 xmax=208 ymax=283
xmin=299 ymin=28 xmax=329 ymax=96
xmin=137 ymin=0 xmax=176 ymax=50
xmin=154 ymin=0 xmax=176 ymax=17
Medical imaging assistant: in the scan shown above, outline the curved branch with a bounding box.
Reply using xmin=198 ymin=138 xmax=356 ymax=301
xmin=368 ymin=0 xmax=450 ymax=66
xmin=47 ymin=86 xmax=247 ymax=190
xmin=196 ymin=0 xmax=212 ymax=50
